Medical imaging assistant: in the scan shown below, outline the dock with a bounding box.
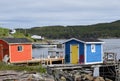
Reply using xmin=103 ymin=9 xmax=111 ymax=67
xmin=12 ymin=57 xmax=64 ymax=65
xmin=47 ymin=62 xmax=120 ymax=81
xmin=46 ymin=52 xmax=120 ymax=81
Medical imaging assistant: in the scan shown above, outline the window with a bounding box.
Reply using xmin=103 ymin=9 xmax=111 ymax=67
xmin=91 ymin=44 xmax=96 ymax=53
xmin=18 ymin=46 xmax=23 ymax=51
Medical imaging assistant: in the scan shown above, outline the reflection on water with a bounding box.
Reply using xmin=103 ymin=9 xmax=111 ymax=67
xmin=32 ymin=39 xmax=120 ymax=59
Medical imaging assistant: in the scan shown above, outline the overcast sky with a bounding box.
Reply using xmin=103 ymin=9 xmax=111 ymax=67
xmin=0 ymin=0 xmax=120 ymax=29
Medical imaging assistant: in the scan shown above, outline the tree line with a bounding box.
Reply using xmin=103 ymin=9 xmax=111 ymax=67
xmin=16 ymin=20 xmax=120 ymax=39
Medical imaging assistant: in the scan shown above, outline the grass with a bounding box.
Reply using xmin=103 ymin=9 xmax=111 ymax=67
xmin=0 ymin=62 xmax=46 ymax=73
xmin=12 ymin=32 xmax=26 ymax=38
xmin=0 ymin=27 xmax=9 ymax=38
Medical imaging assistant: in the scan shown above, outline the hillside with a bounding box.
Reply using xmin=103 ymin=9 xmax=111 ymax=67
xmin=0 ymin=27 xmax=9 ymax=38
xmin=16 ymin=20 xmax=120 ymax=39
xmin=0 ymin=27 xmax=28 ymax=39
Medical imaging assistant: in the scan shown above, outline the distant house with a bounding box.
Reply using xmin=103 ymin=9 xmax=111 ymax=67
xmin=9 ymin=29 xmax=16 ymax=34
xmin=31 ymin=35 xmax=44 ymax=40
xmin=0 ymin=38 xmax=32 ymax=63
xmin=63 ymin=38 xmax=104 ymax=64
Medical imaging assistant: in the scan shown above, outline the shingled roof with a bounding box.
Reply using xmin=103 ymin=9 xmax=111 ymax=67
xmin=1 ymin=38 xmax=32 ymax=43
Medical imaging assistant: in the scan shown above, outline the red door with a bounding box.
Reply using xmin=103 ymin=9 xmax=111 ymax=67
xmin=0 ymin=44 xmax=3 ymax=61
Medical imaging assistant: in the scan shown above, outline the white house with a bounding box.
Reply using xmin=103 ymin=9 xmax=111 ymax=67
xmin=9 ymin=29 xmax=16 ymax=34
xmin=31 ymin=35 xmax=44 ymax=40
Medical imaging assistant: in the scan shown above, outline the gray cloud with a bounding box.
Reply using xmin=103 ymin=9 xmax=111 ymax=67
xmin=0 ymin=0 xmax=120 ymax=28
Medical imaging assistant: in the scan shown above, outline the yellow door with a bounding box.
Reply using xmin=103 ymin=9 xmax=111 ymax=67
xmin=71 ymin=45 xmax=79 ymax=64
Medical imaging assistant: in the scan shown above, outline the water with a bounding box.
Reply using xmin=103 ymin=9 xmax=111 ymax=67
xmin=100 ymin=39 xmax=120 ymax=60
xmin=32 ymin=47 xmax=63 ymax=58
xmin=32 ymin=48 xmax=48 ymax=58
xmin=32 ymin=39 xmax=120 ymax=59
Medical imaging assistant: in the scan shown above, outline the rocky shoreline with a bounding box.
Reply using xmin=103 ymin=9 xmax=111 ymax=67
xmin=0 ymin=69 xmax=113 ymax=81
xmin=52 ymin=69 xmax=113 ymax=81
xmin=0 ymin=70 xmax=54 ymax=81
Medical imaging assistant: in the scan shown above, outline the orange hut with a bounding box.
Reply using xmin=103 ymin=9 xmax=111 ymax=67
xmin=0 ymin=38 xmax=32 ymax=63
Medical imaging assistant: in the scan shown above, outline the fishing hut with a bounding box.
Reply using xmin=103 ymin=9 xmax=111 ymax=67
xmin=0 ymin=38 xmax=32 ymax=63
xmin=0 ymin=38 xmax=64 ymax=65
xmin=10 ymin=48 xmax=64 ymax=65
xmin=63 ymin=38 xmax=104 ymax=64
xmin=47 ymin=38 xmax=120 ymax=81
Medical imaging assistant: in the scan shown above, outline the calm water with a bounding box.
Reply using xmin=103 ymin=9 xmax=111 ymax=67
xmin=100 ymin=39 xmax=120 ymax=60
xmin=32 ymin=39 xmax=120 ymax=59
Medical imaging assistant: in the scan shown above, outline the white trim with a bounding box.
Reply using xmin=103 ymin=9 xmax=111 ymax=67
xmin=9 ymin=45 xmax=11 ymax=63
xmin=70 ymin=44 xmax=79 ymax=64
xmin=63 ymin=38 xmax=85 ymax=44
xmin=84 ymin=44 xmax=87 ymax=64
xmin=17 ymin=45 xmax=23 ymax=52
xmin=101 ymin=44 xmax=103 ymax=63
xmin=63 ymin=44 xmax=65 ymax=59
xmin=30 ymin=44 xmax=32 ymax=60
xmin=62 ymin=38 xmax=104 ymax=44
xmin=85 ymin=61 xmax=103 ymax=64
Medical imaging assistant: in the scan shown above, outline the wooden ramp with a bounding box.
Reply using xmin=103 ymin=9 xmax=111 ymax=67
xmin=11 ymin=58 xmax=64 ymax=65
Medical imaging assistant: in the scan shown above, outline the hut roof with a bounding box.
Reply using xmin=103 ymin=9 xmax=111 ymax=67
xmin=1 ymin=38 xmax=32 ymax=44
xmin=63 ymin=38 xmax=104 ymax=44
xmin=80 ymin=38 xmax=102 ymax=42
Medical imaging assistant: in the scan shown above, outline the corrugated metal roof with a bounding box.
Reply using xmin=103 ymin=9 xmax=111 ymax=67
xmin=0 ymin=38 xmax=32 ymax=43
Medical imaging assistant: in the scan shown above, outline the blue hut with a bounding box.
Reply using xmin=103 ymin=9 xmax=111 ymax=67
xmin=63 ymin=38 xmax=104 ymax=64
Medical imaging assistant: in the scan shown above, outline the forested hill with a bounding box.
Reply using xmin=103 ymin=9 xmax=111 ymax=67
xmin=16 ymin=20 xmax=120 ymax=39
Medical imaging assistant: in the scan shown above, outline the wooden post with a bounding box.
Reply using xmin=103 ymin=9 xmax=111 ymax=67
xmin=62 ymin=58 xmax=64 ymax=64
xmin=50 ymin=59 xmax=52 ymax=65
xmin=46 ymin=59 xmax=48 ymax=65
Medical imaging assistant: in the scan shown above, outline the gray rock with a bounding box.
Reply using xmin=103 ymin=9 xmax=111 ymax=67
xmin=60 ymin=76 xmax=66 ymax=81
xmin=94 ymin=77 xmax=105 ymax=81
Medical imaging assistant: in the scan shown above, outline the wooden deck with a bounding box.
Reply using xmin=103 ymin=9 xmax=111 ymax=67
xmin=11 ymin=58 xmax=64 ymax=65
